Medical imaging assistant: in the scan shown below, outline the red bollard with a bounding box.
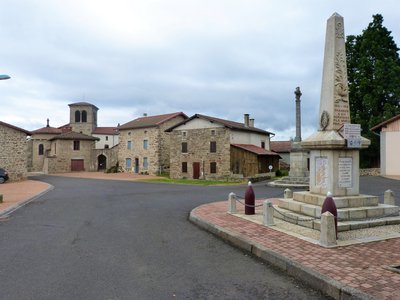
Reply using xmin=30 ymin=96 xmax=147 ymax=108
xmin=245 ymin=181 xmax=255 ymax=215
xmin=321 ymin=191 xmax=337 ymax=239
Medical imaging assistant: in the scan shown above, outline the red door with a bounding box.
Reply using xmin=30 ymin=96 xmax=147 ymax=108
xmin=71 ymin=159 xmax=84 ymax=171
xmin=193 ymin=162 xmax=200 ymax=179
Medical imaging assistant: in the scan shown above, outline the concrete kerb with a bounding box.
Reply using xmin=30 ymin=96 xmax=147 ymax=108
xmin=189 ymin=208 xmax=374 ymax=300
xmin=0 ymin=184 xmax=54 ymax=218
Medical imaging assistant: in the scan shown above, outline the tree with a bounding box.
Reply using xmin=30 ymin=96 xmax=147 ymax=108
xmin=346 ymin=14 xmax=400 ymax=167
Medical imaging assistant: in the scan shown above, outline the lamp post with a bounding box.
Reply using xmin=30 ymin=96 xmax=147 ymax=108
xmin=0 ymin=74 xmax=11 ymax=80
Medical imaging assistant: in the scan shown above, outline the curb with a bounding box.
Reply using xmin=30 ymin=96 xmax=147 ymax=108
xmin=189 ymin=208 xmax=374 ymax=300
xmin=0 ymin=184 xmax=54 ymax=218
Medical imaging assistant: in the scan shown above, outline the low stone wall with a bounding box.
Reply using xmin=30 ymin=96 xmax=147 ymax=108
xmin=360 ymin=168 xmax=380 ymax=176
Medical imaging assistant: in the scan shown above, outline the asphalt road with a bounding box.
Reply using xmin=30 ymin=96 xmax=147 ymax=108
xmin=1 ymin=175 xmax=399 ymax=299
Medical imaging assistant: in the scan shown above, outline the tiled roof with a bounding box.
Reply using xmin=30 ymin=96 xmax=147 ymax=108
xmin=370 ymin=114 xmax=400 ymax=132
xmin=270 ymin=141 xmax=292 ymax=153
xmin=31 ymin=126 xmax=63 ymax=134
xmin=231 ymin=144 xmax=280 ymax=156
xmin=49 ymin=131 xmax=99 ymax=141
xmin=166 ymin=114 xmax=273 ymax=135
xmin=0 ymin=121 xmax=31 ymax=135
xmin=92 ymin=127 xmax=118 ymax=135
xmin=119 ymin=112 xmax=188 ymax=130
xmin=68 ymin=102 xmax=99 ymax=110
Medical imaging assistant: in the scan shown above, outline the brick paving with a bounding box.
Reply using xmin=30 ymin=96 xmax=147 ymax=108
xmin=191 ymin=200 xmax=400 ymax=299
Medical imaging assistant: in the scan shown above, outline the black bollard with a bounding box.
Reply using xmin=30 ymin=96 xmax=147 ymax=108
xmin=321 ymin=192 xmax=337 ymax=239
xmin=245 ymin=181 xmax=255 ymax=215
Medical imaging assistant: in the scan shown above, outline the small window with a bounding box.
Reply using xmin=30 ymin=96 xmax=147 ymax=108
xmin=143 ymin=139 xmax=148 ymax=150
xmin=82 ymin=110 xmax=87 ymax=123
xmin=261 ymin=141 xmax=266 ymax=149
xmin=210 ymin=162 xmax=217 ymax=174
xmin=143 ymin=157 xmax=148 ymax=169
xmin=38 ymin=144 xmax=44 ymax=155
xmin=105 ymin=136 xmax=109 ymax=141
xmin=210 ymin=141 xmax=217 ymax=153
xmin=128 ymin=132 xmax=131 ymax=136
xmin=73 ymin=140 xmax=80 ymax=151
xmin=144 ymin=130 xmax=147 ymax=135
xmin=182 ymin=162 xmax=188 ymax=173
xmin=211 ymin=130 xmax=215 ymax=136
xmin=126 ymin=158 xmax=132 ymax=168
xmin=127 ymin=141 xmax=132 ymax=150
xmin=105 ymin=144 xmax=109 ymax=149
xmin=75 ymin=110 xmax=81 ymax=122
xmin=182 ymin=131 xmax=187 ymax=138
xmin=181 ymin=142 xmax=188 ymax=153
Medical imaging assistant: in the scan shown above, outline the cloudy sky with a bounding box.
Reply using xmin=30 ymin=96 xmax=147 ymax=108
xmin=1 ymin=0 xmax=399 ymax=140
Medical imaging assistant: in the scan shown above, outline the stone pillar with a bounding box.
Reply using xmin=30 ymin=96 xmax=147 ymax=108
xmin=294 ymin=87 xmax=302 ymax=142
xmin=284 ymin=188 xmax=293 ymax=199
xmin=263 ymin=200 xmax=275 ymax=226
xmin=320 ymin=211 xmax=337 ymax=247
xmin=384 ymin=190 xmax=395 ymax=206
xmin=228 ymin=192 xmax=236 ymax=213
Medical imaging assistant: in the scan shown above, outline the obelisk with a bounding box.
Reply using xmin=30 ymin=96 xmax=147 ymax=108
xmin=301 ymin=13 xmax=369 ymax=197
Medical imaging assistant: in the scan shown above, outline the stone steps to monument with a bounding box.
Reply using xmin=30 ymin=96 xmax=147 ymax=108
xmin=273 ymin=205 xmax=400 ymax=232
xmin=277 ymin=198 xmax=399 ymax=220
xmin=268 ymin=176 xmax=309 ymax=188
xmin=292 ymin=191 xmax=379 ymax=208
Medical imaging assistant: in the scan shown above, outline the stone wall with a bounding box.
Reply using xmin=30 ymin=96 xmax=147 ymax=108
xmin=0 ymin=124 xmax=28 ymax=181
xmin=45 ymin=139 xmax=96 ymax=173
xmin=169 ymin=127 xmax=231 ymax=180
xmin=30 ymin=134 xmax=56 ymax=172
xmin=92 ymin=147 xmax=119 ymax=171
xmin=360 ymin=168 xmax=380 ymax=176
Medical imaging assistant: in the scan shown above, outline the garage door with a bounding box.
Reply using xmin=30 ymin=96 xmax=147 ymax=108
xmin=71 ymin=159 xmax=84 ymax=171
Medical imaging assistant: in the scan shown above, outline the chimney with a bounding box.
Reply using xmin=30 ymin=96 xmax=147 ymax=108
xmin=143 ymin=113 xmax=148 ymax=117
xmin=249 ymin=118 xmax=254 ymax=127
xmin=46 ymin=118 xmax=50 ymax=127
xmin=244 ymin=114 xmax=250 ymax=127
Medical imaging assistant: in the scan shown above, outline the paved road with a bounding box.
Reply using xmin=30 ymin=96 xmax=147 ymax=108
xmin=0 ymin=175 xmax=330 ymax=299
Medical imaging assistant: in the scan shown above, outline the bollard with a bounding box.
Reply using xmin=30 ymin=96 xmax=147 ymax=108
xmin=321 ymin=191 xmax=337 ymax=239
xmin=245 ymin=181 xmax=255 ymax=215
xmin=284 ymin=188 xmax=293 ymax=199
xmin=384 ymin=190 xmax=395 ymax=206
xmin=228 ymin=192 xmax=237 ymax=214
xmin=319 ymin=211 xmax=337 ymax=247
xmin=0 ymin=194 xmax=2 ymax=203
xmin=263 ymin=200 xmax=275 ymax=226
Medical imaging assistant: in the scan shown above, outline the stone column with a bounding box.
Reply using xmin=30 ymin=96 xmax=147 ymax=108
xmin=294 ymin=87 xmax=302 ymax=142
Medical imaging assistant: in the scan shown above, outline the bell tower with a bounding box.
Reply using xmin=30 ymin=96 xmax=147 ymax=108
xmin=68 ymin=102 xmax=98 ymax=136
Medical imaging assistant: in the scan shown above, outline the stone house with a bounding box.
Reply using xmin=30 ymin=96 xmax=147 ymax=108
xmin=118 ymin=112 xmax=188 ymax=175
xmin=166 ymin=114 xmax=280 ymax=180
xmin=371 ymin=114 xmax=400 ymax=176
xmin=0 ymin=121 xmax=31 ymax=181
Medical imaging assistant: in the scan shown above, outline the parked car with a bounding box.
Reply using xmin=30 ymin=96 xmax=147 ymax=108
xmin=0 ymin=168 xmax=9 ymax=183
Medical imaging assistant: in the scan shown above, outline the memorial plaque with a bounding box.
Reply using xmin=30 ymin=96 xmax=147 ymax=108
xmin=316 ymin=157 xmax=328 ymax=188
xmin=338 ymin=157 xmax=352 ymax=188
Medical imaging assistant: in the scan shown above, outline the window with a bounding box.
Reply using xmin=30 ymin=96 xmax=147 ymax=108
xmin=38 ymin=144 xmax=44 ymax=155
xmin=127 ymin=141 xmax=132 ymax=150
xmin=210 ymin=162 xmax=217 ymax=174
xmin=143 ymin=139 xmax=148 ymax=150
xmin=211 ymin=130 xmax=215 ymax=136
xmin=261 ymin=141 xmax=266 ymax=149
xmin=105 ymin=136 xmax=109 ymax=141
xmin=128 ymin=132 xmax=131 ymax=136
xmin=182 ymin=162 xmax=188 ymax=173
xmin=210 ymin=141 xmax=217 ymax=153
xmin=126 ymin=158 xmax=132 ymax=168
xmin=182 ymin=131 xmax=187 ymax=138
xmin=181 ymin=142 xmax=188 ymax=153
xmin=82 ymin=110 xmax=87 ymax=123
xmin=105 ymin=144 xmax=109 ymax=149
xmin=75 ymin=110 xmax=81 ymax=122
xmin=143 ymin=157 xmax=148 ymax=169
xmin=73 ymin=140 xmax=80 ymax=151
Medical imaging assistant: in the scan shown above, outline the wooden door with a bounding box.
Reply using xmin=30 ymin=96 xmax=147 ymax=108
xmin=71 ymin=159 xmax=84 ymax=171
xmin=193 ymin=162 xmax=200 ymax=179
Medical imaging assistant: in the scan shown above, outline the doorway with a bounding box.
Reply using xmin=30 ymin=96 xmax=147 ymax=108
xmin=134 ymin=158 xmax=139 ymax=173
xmin=98 ymin=154 xmax=107 ymax=171
xmin=193 ymin=162 xmax=200 ymax=179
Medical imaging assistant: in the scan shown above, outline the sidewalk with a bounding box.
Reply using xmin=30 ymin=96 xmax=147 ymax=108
xmin=190 ymin=200 xmax=400 ymax=300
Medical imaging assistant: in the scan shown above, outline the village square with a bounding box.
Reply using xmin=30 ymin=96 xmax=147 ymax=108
xmin=1 ymin=10 xmax=400 ymax=300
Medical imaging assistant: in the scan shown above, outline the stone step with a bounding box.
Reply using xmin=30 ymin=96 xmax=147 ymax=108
xmin=277 ymin=198 xmax=399 ymax=220
xmin=273 ymin=205 xmax=400 ymax=232
xmin=292 ymin=191 xmax=379 ymax=208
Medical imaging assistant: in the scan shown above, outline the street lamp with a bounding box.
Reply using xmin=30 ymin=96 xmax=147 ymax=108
xmin=0 ymin=74 xmax=11 ymax=80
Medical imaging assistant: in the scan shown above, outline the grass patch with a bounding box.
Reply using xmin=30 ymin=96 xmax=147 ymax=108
xmin=140 ymin=177 xmax=245 ymax=186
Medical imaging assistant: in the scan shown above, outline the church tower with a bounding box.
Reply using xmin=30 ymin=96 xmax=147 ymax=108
xmin=68 ymin=102 xmax=98 ymax=136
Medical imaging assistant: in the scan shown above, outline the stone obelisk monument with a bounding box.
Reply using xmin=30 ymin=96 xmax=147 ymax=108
xmin=301 ymin=12 xmax=369 ymax=197
xmin=275 ymin=13 xmax=400 ymax=232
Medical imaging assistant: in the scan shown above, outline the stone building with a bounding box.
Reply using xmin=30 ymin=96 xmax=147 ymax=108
xmin=166 ymin=114 xmax=280 ymax=180
xmin=371 ymin=114 xmax=400 ymax=176
xmin=118 ymin=112 xmax=188 ymax=175
xmin=0 ymin=121 xmax=31 ymax=181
